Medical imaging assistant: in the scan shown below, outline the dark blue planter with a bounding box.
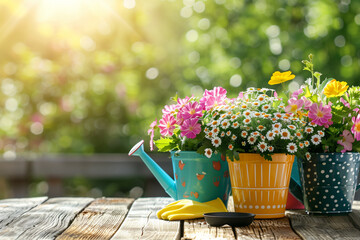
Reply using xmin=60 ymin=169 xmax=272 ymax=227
xmin=291 ymin=152 xmax=360 ymax=214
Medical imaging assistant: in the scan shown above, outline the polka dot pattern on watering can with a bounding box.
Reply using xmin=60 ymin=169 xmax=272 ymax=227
xmin=298 ymin=153 xmax=360 ymax=214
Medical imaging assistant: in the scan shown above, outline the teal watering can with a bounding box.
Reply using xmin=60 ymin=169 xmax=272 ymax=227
xmin=129 ymin=140 xmax=232 ymax=204
xmin=289 ymin=153 xmax=360 ymax=214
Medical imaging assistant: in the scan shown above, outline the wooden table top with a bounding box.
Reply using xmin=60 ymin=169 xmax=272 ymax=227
xmin=0 ymin=197 xmax=359 ymax=240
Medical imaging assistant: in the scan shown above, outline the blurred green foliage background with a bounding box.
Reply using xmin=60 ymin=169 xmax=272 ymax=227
xmin=0 ymin=0 xmax=359 ymax=155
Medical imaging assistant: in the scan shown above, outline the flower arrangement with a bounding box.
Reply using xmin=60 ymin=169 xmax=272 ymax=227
xmin=200 ymin=87 xmax=312 ymax=161
xmin=148 ymin=87 xmax=229 ymax=152
xmin=280 ymin=54 xmax=360 ymax=157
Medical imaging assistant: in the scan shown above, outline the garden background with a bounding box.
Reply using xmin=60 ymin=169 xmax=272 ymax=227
xmin=0 ymin=0 xmax=359 ymax=197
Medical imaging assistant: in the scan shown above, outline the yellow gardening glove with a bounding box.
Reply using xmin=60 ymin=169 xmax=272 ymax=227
xmin=157 ymin=198 xmax=227 ymax=221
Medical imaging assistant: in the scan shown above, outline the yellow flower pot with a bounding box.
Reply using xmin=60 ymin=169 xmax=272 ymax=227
xmin=227 ymin=153 xmax=295 ymax=219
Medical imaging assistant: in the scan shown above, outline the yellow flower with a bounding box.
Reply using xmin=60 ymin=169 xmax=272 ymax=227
xmin=323 ymin=79 xmax=348 ymax=98
xmin=268 ymin=71 xmax=295 ymax=85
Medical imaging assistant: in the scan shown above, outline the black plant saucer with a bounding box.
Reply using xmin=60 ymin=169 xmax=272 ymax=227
xmin=204 ymin=212 xmax=256 ymax=227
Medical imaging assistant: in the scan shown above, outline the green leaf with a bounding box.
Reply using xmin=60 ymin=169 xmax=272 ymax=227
xmin=154 ymin=138 xmax=177 ymax=152
xmin=319 ymin=77 xmax=333 ymax=93
xmin=304 ymin=85 xmax=312 ymax=98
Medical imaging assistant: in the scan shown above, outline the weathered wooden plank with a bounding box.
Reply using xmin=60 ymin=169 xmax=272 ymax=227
xmin=234 ymin=218 xmax=300 ymax=240
xmin=349 ymin=201 xmax=360 ymax=229
xmin=111 ymin=197 xmax=180 ymax=240
xmin=56 ymin=198 xmax=134 ymax=240
xmin=183 ymin=219 xmax=235 ymax=240
xmin=0 ymin=197 xmax=48 ymax=229
xmin=0 ymin=197 xmax=93 ymax=239
xmin=289 ymin=210 xmax=360 ymax=240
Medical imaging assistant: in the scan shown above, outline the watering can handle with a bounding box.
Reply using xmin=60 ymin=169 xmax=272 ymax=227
xmin=289 ymin=177 xmax=303 ymax=204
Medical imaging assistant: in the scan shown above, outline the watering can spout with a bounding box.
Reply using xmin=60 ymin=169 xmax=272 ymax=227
xmin=128 ymin=140 xmax=177 ymax=199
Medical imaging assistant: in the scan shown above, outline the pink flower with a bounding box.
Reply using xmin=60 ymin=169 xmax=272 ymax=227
xmin=285 ymin=98 xmax=304 ymax=114
xmin=340 ymin=97 xmax=351 ymax=108
xmin=158 ymin=114 xmax=176 ymax=137
xmin=351 ymin=114 xmax=360 ymax=141
xmin=301 ymin=96 xmax=312 ymax=110
xmin=292 ymin=88 xmax=303 ymax=99
xmin=238 ymin=92 xmax=244 ymax=99
xmin=176 ymin=96 xmax=191 ymax=110
xmin=308 ymin=103 xmax=333 ymax=128
xmin=148 ymin=119 xmax=157 ymax=151
xmin=200 ymin=87 xmax=228 ymax=110
xmin=337 ymin=130 xmax=354 ymax=153
xmin=181 ymin=101 xmax=203 ymax=120
xmin=180 ymin=118 xmax=201 ymax=139
xmin=162 ymin=104 xmax=177 ymax=116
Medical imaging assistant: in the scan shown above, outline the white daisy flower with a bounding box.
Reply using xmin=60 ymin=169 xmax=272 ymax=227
xmin=205 ymin=131 xmax=214 ymax=139
xmin=243 ymin=118 xmax=251 ymax=125
xmin=305 ymin=127 xmax=314 ymax=134
xmin=204 ymin=148 xmax=213 ymax=158
xmin=304 ymin=140 xmax=310 ymax=147
xmin=253 ymin=112 xmax=262 ymax=117
xmin=268 ymin=145 xmax=274 ymax=152
xmin=212 ymin=127 xmax=220 ymax=136
xmin=230 ymin=115 xmax=238 ymax=122
xmin=247 ymin=136 xmax=257 ymax=145
xmin=287 ymin=125 xmax=296 ymax=130
xmin=257 ymin=95 xmax=266 ymax=103
xmin=211 ymin=137 xmax=222 ymax=147
xmin=226 ymin=130 xmax=232 ymax=136
xmin=240 ymin=104 xmax=248 ymax=109
xmin=220 ymin=131 xmax=225 ymax=137
xmin=295 ymin=132 xmax=303 ymax=139
xmin=243 ymin=110 xmax=252 ymax=118
xmin=251 ymin=131 xmax=260 ymax=137
xmin=257 ymin=142 xmax=267 ymax=152
xmin=209 ymin=120 xmax=219 ymax=127
xmin=272 ymin=122 xmax=282 ymax=129
xmin=261 ymin=104 xmax=270 ymax=112
xmin=311 ymin=134 xmax=321 ymax=145
xmin=204 ymin=127 xmax=209 ymax=133
xmin=280 ymin=129 xmax=291 ymax=139
xmin=252 ymin=101 xmax=260 ymax=107
xmin=305 ymin=152 xmax=311 ymax=160
xmin=228 ymin=144 xmax=234 ymax=150
xmin=266 ymin=131 xmax=275 ymax=140
xmin=318 ymin=130 xmax=325 ymax=137
xmin=220 ymin=120 xmax=230 ymax=129
xmin=299 ymin=142 xmax=305 ymax=149
xmin=287 ymin=143 xmax=297 ymax=153
xmin=241 ymin=131 xmax=248 ymax=138
xmin=241 ymin=141 xmax=246 ymax=146
xmin=257 ymin=125 xmax=266 ymax=131
xmin=231 ymin=135 xmax=237 ymax=140
xmin=220 ymin=113 xmax=227 ymax=119
xmin=232 ymin=122 xmax=240 ymax=128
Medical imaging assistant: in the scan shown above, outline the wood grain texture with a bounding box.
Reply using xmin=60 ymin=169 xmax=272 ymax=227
xmin=0 ymin=197 xmax=93 ymax=240
xmin=0 ymin=197 xmax=48 ymax=229
xmin=111 ymin=197 xmax=180 ymax=240
xmin=289 ymin=210 xmax=360 ymax=240
xmin=56 ymin=198 xmax=134 ymax=240
xmin=349 ymin=201 xmax=360 ymax=229
xmin=235 ymin=217 xmax=301 ymax=240
xmin=183 ymin=219 xmax=235 ymax=240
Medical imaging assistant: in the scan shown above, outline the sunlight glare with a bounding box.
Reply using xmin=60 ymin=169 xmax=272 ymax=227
xmin=37 ymin=0 xmax=90 ymax=23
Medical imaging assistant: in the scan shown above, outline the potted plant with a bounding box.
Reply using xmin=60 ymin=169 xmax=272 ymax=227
xmin=145 ymin=87 xmax=232 ymax=204
xmin=283 ymin=54 xmax=360 ymax=214
xmin=200 ymin=86 xmax=312 ymax=218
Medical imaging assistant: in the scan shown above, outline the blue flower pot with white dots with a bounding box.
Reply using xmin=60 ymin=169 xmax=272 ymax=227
xmin=290 ymin=152 xmax=360 ymax=214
